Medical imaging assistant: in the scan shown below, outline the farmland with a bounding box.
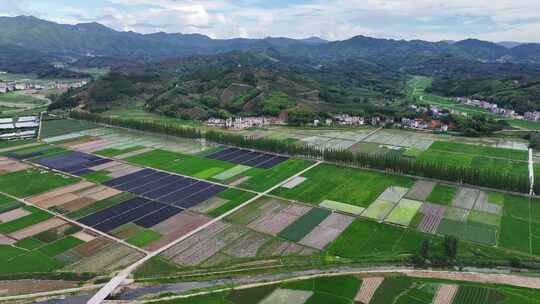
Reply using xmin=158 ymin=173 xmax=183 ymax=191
xmin=148 ymin=274 xmax=540 ymax=304
xmin=0 ymin=118 xmax=540 ymax=301
xmin=272 ymin=163 xmax=414 ymax=207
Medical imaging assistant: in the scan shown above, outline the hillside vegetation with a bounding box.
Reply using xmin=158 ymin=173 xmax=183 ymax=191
xmin=51 ymin=52 xmax=406 ymax=119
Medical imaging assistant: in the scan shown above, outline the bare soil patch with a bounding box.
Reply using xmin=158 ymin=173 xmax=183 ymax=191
xmin=72 ymin=236 xmax=114 ymax=257
xmin=249 ymin=204 xmax=311 ymax=236
xmin=0 ymin=208 xmax=31 ymax=223
xmin=299 ymin=213 xmax=354 ymax=249
xmin=147 ymin=212 xmax=211 ymax=251
xmin=0 ymin=233 xmax=15 ymax=245
xmin=405 ymin=180 xmax=436 ymax=201
xmin=66 ymin=243 xmax=143 ymax=273
xmin=9 ymin=217 xmax=66 ymax=240
xmin=223 ymin=231 xmax=271 ymax=258
xmin=60 ymin=197 xmax=96 ymax=212
xmin=72 ymin=231 xmax=97 ymax=242
xmin=0 ymin=280 xmax=79 ymax=297
xmin=432 ymin=284 xmax=458 ymax=304
xmin=27 ymin=181 xmax=94 ymax=205
xmin=355 ymin=277 xmax=384 ymax=304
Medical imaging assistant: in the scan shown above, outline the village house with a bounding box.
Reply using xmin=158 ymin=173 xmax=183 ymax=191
xmin=205 ymin=116 xmax=283 ymax=130
xmin=333 ymin=114 xmax=364 ymax=126
xmin=524 ymin=111 xmax=540 ymax=122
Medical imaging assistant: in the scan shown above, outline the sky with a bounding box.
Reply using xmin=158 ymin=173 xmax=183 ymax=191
xmin=1 ymin=0 xmax=540 ymax=42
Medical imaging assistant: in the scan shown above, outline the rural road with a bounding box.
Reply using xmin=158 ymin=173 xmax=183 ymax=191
xmin=86 ymin=161 xmax=323 ymax=304
xmin=0 ymin=91 xmax=51 ymax=114
xmin=2 ymin=265 xmax=539 ymax=303
xmin=140 ymin=267 xmax=540 ymax=303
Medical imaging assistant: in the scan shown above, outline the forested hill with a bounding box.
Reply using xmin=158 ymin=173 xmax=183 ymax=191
xmin=2 ymin=16 xmax=540 ymax=65
xmin=50 ymin=52 xmax=405 ymax=119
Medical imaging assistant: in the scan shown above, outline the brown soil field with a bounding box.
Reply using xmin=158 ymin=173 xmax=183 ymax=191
xmin=248 ymin=203 xmax=310 ymax=236
xmin=35 ymin=193 xmax=81 ymax=209
xmin=9 ymin=218 xmax=66 ymax=240
xmin=173 ymin=225 xmax=248 ymax=266
xmin=432 ymin=284 xmax=458 ymax=304
xmin=61 ymin=197 xmax=96 ymax=212
xmin=145 ymin=213 xmax=212 ymax=251
xmin=86 ymin=188 xmax=122 ymax=201
xmin=72 ymin=237 xmax=114 ymax=257
xmin=405 ymin=180 xmax=436 ymax=201
xmin=0 ymin=280 xmax=79 ymax=297
xmin=0 ymin=208 xmax=31 ymax=223
xmin=89 ymin=160 xmax=123 ymax=171
xmin=0 ymin=233 xmax=16 ymax=245
xmin=299 ymin=213 xmax=354 ymax=250
xmin=60 ymin=136 xmax=97 ymax=147
xmin=27 ymin=181 xmax=94 ymax=204
xmin=355 ymin=277 xmax=384 ymax=304
xmin=66 ymin=243 xmax=144 ymax=273
xmin=223 ymin=231 xmax=271 ymax=258
xmin=109 ymin=166 xmax=144 ymax=178
xmin=230 ymin=176 xmax=250 ymax=186
xmin=0 ymin=161 xmax=30 ymax=173
xmin=72 ymin=231 xmax=97 ymax=242
xmin=190 ymin=197 xmax=229 ymax=214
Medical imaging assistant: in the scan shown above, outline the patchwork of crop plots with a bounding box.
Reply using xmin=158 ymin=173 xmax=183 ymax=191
xmin=272 ymin=164 xmax=414 ymax=208
xmin=162 ymin=220 xmax=315 ymax=267
xmin=162 ymin=274 xmax=529 ymax=304
xmin=0 ymin=195 xmax=142 ymax=275
xmin=42 ymin=126 xmax=209 ymax=154
xmin=0 ymin=143 xmax=257 ymax=258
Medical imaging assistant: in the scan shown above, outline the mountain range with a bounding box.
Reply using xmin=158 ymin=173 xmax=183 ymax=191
xmin=1 ymin=15 xmax=540 ymax=68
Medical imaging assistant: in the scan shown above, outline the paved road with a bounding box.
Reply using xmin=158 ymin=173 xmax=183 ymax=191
xmin=87 ymin=161 xmax=323 ymax=304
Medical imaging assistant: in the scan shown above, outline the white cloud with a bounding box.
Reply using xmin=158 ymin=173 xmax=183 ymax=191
xmin=1 ymin=0 xmax=540 ymax=42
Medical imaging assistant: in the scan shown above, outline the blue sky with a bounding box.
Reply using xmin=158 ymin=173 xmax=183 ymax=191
xmin=1 ymin=0 xmax=540 ymax=42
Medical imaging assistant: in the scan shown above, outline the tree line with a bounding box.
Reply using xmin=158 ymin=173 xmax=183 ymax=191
xmin=69 ymin=111 xmax=532 ymax=194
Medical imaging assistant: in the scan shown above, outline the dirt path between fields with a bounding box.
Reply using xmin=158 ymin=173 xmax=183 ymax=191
xmin=130 ymin=267 xmax=540 ymax=303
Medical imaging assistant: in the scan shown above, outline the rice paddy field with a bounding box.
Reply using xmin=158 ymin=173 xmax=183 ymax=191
xmin=151 ymin=274 xmax=540 ymax=304
xmin=413 ymin=140 xmax=532 ymax=177
xmin=1 ymin=117 xmax=540 ymax=300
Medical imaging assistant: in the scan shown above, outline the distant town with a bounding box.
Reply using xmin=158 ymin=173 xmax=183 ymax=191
xmin=0 ymin=79 xmax=88 ymax=94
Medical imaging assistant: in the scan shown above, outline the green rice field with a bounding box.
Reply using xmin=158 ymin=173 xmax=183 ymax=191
xmin=237 ymin=159 xmax=313 ymax=192
xmin=428 ymin=141 xmax=527 ymax=161
xmin=0 ymin=139 xmax=36 ymax=150
xmin=271 ymin=164 xmax=414 ymax=207
xmin=126 ymin=229 xmax=162 ymax=247
xmin=426 ymin=184 xmax=458 ymax=205
xmin=127 ymin=149 xmax=236 ymax=180
xmin=327 ymin=218 xmax=430 ymax=258
xmin=0 ymin=168 xmax=79 ymax=198
xmin=41 ymin=119 xmax=100 ymax=138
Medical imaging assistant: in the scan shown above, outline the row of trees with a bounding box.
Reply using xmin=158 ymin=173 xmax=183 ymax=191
xmin=70 ymin=111 xmax=532 ymax=194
